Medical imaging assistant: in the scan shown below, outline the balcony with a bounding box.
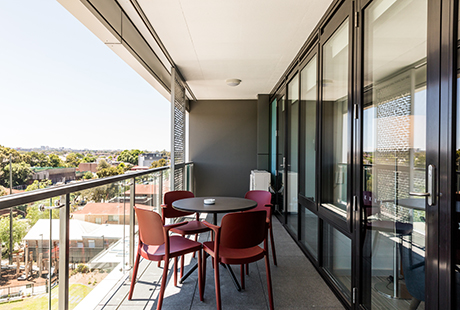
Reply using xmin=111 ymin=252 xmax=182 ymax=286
xmin=96 ymin=215 xmax=343 ymax=310
xmin=0 ymin=164 xmax=342 ymax=310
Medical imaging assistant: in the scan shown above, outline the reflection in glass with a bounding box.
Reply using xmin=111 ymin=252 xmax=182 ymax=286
xmin=362 ymin=0 xmax=427 ymax=308
xmin=301 ymin=208 xmax=318 ymax=259
xmin=270 ymin=99 xmax=277 ymax=187
xmin=301 ymin=55 xmax=317 ymax=201
xmin=321 ymin=19 xmax=349 ymax=217
xmin=323 ymin=222 xmax=352 ymax=299
xmin=456 ymin=3 xmax=460 ymax=307
xmin=287 ymin=75 xmax=299 ymax=235
xmin=276 ymin=96 xmax=286 ymax=216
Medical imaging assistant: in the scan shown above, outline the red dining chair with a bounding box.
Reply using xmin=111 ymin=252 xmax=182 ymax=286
xmin=244 ymin=190 xmax=277 ymax=266
xmin=128 ymin=205 xmax=203 ymax=310
xmin=202 ymin=210 xmax=274 ymax=310
xmin=160 ymin=191 xmax=210 ymax=278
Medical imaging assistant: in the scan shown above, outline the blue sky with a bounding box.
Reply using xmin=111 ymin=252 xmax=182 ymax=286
xmin=0 ymin=0 xmax=170 ymax=151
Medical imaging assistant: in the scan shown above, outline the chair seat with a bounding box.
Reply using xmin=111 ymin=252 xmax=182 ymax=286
xmin=140 ymin=236 xmax=202 ymax=261
xmin=203 ymin=241 xmax=265 ymax=265
xmin=367 ymin=220 xmax=413 ymax=235
xmin=171 ymin=220 xmax=210 ymax=235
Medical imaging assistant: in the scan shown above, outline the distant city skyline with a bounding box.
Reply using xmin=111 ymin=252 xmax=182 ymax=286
xmin=0 ymin=0 xmax=171 ymax=151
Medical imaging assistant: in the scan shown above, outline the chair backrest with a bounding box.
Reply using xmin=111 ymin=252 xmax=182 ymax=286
xmin=163 ymin=191 xmax=195 ymax=218
xmin=220 ymin=210 xmax=267 ymax=249
xmin=245 ymin=190 xmax=272 ymax=218
xmin=134 ymin=206 xmax=165 ymax=246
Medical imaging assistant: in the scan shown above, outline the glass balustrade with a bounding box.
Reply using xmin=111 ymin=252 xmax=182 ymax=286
xmin=0 ymin=164 xmax=192 ymax=310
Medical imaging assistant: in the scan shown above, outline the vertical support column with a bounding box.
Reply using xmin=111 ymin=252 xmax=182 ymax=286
xmin=129 ymin=178 xmax=136 ymax=271
xmin=159 ymin=171 xmax=163 ymax=211
xmin=59 ymin=194 xmax=70 ymax=310
xmin=170 ymin=67 xmax=177 ymax=192
xmin=9 ymin=154 xmax=13 ymax=265
xmin=49 ymin=198 xmax=52 ymax=310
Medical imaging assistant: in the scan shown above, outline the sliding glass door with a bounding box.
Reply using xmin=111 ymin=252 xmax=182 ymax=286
xmin=360 ymin=0 xmax=429 ymax=308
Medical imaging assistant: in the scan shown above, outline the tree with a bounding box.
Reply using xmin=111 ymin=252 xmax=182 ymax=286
xmin=26 ymin=180 xmax=52 ymax=192
xmin=25 ymin=204 xmax=60 ymax=227
xmin=96 ymin=166 xmax=123 ymax=178
xmin=0 ymin=186 xmax=6 ymax=197
xmin=48 ymin=154 xmax=63 ymax=167
xmin=80 ymin=184 xmax=119 ymax=203
xmin=82 ymin=171 xmax=94 ymax=180
xmin=150 ymin=158 xmax=167 ymax=168
xmin=117 ymin=149 xmax=141 ymax=165
xmin=66 ymin=153 xmax=82 ymax=167
xmin=0 ymin=162 xmax=33 ymax=187
xmin=117 ymin=162 xmax=131 ymax=173
xmin=97 ymin=159 xmax=111 ymax=171
xmin=0 ymin=216 xmax=29 ymax=254
xmin=24 ymin=151 xmax=49 ymax=167
xmin=81 ymin=154 xmax=96 ymax=163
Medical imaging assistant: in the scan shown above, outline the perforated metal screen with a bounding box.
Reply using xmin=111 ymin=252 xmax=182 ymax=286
xmin=171 ymin=68 xmax=186 ymax=191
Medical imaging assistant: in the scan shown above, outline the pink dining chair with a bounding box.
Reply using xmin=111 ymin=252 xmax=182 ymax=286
xmin=160 ymin=190 xmax=210 ymax=279
xmin=128 ymin=205 xmax=203 ymax=310
xmin=202 ymin=210 xmax=274 ymax=310
xmin=244 ymin=190 xmax=277 ymax=266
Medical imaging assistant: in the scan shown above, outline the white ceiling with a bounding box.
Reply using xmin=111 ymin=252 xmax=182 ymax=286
xmin=130 ymin=0 xmax=333 ymax=100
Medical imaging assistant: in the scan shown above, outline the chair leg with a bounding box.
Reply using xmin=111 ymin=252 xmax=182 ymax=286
xmin=198 ymin=249 xmax=203 ymax=301
xmin=157 ymin=258 xmax=169 ymax=310
xmin=181 ymin=234 xmax=185 ymax=278
xmin=214 ymin=258 xmax=221 ymax=310
xmin=158 ymin=261 xmax=161 ymax=268
xmin=265 ymin=254 xmax=274 ymax=310
xmin=240 ymin=264 xmax=245 ymax=289
xmin=128 ymin=253 xmax=141 ymax=300
xmin=269 ymin=226 xmax=277 ymax=266
xmin=192 ymin=234 xmax=198 ymax=258
xmin=246 ymin=263 xmax=249 ymax=275
xmin=202 ymin=250 xmax=207 ymax=298
xmin=174 ymin=257 xmax=178 ymax=286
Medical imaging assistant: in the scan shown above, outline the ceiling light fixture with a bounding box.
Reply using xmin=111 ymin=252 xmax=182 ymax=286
xmin=226 ymin=79 xmax=241 ymax=87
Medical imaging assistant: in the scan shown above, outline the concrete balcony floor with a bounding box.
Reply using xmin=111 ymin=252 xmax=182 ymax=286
xmin=95 ymin=215 xmax=344 ymax=310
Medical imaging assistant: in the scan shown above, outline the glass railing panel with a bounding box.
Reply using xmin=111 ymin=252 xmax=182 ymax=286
xmin=0 ymin=165 xmax=181 ymax=309
xmin=70 ymin=181 xmax=132 ymax=309
xmin=0 ymin=197 xmax=60 ymax=310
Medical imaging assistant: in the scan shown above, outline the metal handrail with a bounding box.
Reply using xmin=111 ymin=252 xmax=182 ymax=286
xmin=0 ymin=163 xmax=190 ymax=210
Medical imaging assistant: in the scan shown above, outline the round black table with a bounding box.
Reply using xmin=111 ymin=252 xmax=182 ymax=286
xmin=172 ymin=197 xmax=257 ymax=225
xmin=172 ymin=196 xmax=257 ymax=290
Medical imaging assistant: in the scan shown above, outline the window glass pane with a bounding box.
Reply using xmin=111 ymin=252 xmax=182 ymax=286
xmin=321 ymin=19 xmax=349 ymax=217
xmin=287 ymin=75 xmax=299 ymax=235
xmin=362 ymin=0 xmax=427 ymax=308
xmin=323 ymin=222 xmax=352 ymax=299
xmin=301 ymin=207 xmax=318 ymax=259
xmin=301 ymin=55 xmax=317 ymax=200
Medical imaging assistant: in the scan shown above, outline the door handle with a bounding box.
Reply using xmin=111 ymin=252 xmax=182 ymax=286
xmin=409 ymin=164 xmax=436 ymax=206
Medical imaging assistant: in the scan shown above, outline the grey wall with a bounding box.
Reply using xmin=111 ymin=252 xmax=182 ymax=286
xmin=257 ymin=94 xmax=270 ymax=170
xmin=189 ymin=100 xmax=257 ymax=197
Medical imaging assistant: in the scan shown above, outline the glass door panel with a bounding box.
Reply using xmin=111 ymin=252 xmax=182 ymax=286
xmin=455 ymin=3 xmax=460 ymax=306
xmin=270 ymin=99 xmax=277 ymax=189
xmin=287 ymin=75 xmax=299 ymax=235
xmin=275 ymin=95 xmax=286 ymax=220
xmin=362 ymin=0 xmax=427 ymax=308
xmin=301 ymin=55 xmax=317 ymax=202
xmin=321 ymin=19 xmax=349 ymax=219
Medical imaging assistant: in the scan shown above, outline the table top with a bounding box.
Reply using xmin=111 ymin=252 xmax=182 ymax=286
xmin=172 ymin=196 xmax=257 ymax=214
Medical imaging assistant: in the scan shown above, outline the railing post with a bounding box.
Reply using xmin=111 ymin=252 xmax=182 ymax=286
xmin=129 ymin=178 xmax=136 ymax=273
xmin=158 ymin=171 xmax=163 ymax=212
xmin=58 ymin=194 xmax=70 ymax=310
